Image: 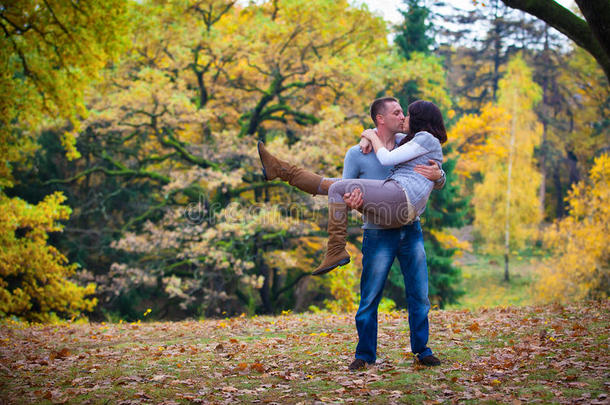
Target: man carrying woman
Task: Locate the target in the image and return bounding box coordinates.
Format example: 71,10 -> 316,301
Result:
258,98 -> 446,369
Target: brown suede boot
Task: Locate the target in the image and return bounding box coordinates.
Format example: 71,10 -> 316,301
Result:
312,202 -> 350,276
257,141 -> 324,195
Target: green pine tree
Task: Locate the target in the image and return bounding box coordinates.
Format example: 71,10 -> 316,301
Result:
423,154 -> 469,307
385,150 -> 469,308
394,0 -> 434,60
393,0 -> 437,107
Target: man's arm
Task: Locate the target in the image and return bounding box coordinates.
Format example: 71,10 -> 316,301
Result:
342,147 -> 360,179
414,160 -> 446,190
342,147 -> 365,210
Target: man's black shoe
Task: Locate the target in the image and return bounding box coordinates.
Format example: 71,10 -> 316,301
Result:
348,358 -> 369,371
418,355 -> 441,366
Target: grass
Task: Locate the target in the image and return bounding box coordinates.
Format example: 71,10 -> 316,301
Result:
1,301 -> 608,404
448,252 -> 538,310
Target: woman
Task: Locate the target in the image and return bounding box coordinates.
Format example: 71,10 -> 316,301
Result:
258,100 -> 446,275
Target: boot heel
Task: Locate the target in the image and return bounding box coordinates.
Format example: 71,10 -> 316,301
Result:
257,141 -> 270,180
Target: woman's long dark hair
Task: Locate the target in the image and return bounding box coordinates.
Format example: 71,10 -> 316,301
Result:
398,100 -> 447,146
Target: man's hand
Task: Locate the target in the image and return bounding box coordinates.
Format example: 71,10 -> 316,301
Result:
359,138 -> 372,154
414,160 -> 442,181
343,187 -> 363,211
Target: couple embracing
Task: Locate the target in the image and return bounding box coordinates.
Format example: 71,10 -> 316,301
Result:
258,97 -> 446,370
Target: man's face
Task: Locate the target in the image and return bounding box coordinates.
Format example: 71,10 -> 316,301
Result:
378,101 -> 405,134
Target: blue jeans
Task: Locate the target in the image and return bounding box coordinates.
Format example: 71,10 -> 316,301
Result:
355,221 -> 433,363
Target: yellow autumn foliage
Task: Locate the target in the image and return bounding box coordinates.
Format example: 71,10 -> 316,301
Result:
429,229 -> 472,257
0,193 -> 97,322
0,0 -> 128,178
0,1 -> 127,321
469,55 -> 543,253
323,261 -> 361,314
535,154 -> 610,303
447,104 -> 509,180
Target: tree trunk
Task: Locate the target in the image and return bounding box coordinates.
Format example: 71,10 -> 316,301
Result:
258,253 -> 272,313
504,252 -> 510,283
553,164 -> 565,218
566,150 -> 580,187
504,110 -> 516,283
575,0 -> 610,60
539,143 -> 546,217
538,26 -> 550,219
492,1 -> 502,100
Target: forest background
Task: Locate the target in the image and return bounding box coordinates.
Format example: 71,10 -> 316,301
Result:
1,0 -> 608,323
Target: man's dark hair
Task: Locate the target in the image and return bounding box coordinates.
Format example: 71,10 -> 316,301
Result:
399,100 -> 447,145
370,96 -> 399,126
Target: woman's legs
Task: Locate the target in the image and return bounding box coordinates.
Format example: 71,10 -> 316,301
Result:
257,142 -> 415,274
317,178 -> 340,195
258,141 -> 338,195
328,179 -> 414,228
312,201 -> 351,275
313,179 -> 415,276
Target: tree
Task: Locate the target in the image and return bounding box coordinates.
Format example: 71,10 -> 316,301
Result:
532,44 -> 610,220
458,55 -> 542,280
423,155 -> 469,307
0,0 -> 127,321
500,0 -> 610,80
0,0 -> 128,170
382,1 -> 467,308
535,154 -> 609,303
438,0 -> 545,114
32,0 -> 448,318
0,193 -> 97,322
394,0 -> 434,60
392,1 -> 450,108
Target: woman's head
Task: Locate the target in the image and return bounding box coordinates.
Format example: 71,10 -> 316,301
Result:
403,100 -> 447,144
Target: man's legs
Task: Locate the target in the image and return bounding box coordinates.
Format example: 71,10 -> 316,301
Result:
354,228 -> 399,364
396,221 -> 434,360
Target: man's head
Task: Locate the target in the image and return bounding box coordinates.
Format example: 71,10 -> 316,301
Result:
370,97 -> 404,135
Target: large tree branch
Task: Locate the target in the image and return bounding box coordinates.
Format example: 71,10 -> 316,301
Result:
260,104 -> 320,126
228,181 -> 297,197
43,164 -> 171,185
271,271 -> 310,301
189,0 -> 236,32
500,0 -> 610,80
574,0 -> 610,61
159,128 -> 219,169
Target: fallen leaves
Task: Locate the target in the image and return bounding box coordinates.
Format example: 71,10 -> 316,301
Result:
0,302 -> 608,404
467,321 -> 480,332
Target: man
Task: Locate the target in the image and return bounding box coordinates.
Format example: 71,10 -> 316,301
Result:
255,96 -> 444,368
342,97 -> 444,370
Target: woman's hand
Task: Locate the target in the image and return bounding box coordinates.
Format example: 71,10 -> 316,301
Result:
359,137 -> 372,154
361,128 -> 378,141
361,128 -> 384,154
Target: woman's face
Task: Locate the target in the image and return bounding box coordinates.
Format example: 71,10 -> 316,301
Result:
402,113 -> 410,134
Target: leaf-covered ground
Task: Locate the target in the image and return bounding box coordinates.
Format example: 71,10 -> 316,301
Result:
1,301 -> 608,404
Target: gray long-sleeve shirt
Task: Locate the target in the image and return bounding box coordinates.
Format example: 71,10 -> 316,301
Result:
342,132 -> 444,229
